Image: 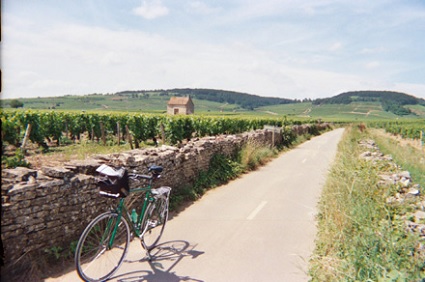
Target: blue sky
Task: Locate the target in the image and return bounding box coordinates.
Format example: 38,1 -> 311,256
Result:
2,0 -> 425,100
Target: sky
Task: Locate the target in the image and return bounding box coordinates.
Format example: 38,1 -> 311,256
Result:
1,0 -> 425,100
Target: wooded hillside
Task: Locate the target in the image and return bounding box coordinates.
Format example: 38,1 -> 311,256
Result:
312,91 -> 425,116
117,88 -> 296,110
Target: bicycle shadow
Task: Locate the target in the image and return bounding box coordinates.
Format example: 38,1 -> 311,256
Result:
110,240 -> 205,282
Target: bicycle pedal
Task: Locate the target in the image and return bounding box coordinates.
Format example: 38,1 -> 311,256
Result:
148,220 -> 158,227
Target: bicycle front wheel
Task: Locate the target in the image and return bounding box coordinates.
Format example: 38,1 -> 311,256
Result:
75,212 -> 130,282
141,196 -> 169,250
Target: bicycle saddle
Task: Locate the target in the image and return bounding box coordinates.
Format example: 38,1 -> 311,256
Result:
149,165 -> 163,174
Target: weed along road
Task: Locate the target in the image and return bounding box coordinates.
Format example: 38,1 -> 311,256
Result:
50,128 -> 345,282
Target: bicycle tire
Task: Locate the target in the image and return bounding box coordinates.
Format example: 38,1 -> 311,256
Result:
141,196 -> 169,250
75,212 -> 130,282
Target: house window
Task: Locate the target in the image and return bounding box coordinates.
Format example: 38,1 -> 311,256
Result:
174,108 -> 179,115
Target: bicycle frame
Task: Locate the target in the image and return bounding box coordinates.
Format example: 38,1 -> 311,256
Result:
75,165 -> 168,281
106,182 -> 157,249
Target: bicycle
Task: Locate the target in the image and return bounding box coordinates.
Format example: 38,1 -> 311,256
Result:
74,164 -> 171,282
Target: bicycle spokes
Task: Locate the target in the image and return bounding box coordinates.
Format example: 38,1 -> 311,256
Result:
75,213 -> 130,282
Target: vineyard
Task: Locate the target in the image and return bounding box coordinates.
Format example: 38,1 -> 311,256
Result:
368,120 -> 425,140
1,110 -> 304,152
2,110 -> 422,153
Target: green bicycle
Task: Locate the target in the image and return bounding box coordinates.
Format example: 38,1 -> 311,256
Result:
74,164 -> 171,282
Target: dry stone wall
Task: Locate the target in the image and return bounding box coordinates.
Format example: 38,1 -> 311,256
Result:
1,129 -> 284,265
358,139 -> 425,247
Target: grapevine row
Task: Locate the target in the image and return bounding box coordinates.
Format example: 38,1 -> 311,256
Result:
368,120 -> 425,140
1,110 -> 299,148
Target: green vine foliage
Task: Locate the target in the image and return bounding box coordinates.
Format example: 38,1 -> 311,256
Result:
0,110 -> 305,148
2,148 -> 29,168
368,120 -> 424,139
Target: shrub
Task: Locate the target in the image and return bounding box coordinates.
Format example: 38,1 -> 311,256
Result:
10,99 -> 24,108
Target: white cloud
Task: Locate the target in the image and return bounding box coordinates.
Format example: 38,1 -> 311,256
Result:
100,52 -> 125,66
187,1 -> 219,14
329,42 -> 342,51
133,0 -> 169,19
365,61 -> 380,69
3,19 -> 424,100
359,47 -> 385,54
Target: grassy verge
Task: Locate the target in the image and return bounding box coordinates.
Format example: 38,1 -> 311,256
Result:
310,125 -> 425,281
169,141 -> 279,211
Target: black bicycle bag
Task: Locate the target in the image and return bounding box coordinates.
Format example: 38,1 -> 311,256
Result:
96,165 -> 129,198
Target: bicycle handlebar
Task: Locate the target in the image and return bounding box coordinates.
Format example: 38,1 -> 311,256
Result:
128,165 -> 163,181
128,173 -> 154,180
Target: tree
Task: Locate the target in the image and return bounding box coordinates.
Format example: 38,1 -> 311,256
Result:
10,99 -> 24,108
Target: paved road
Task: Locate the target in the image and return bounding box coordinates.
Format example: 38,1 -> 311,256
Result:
49,128 -> 345,282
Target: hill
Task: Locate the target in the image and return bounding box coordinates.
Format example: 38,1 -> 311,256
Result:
312,90 -> 425,116
257,101 -> 425,121
1,88 -> 296,113
0,91 -> 248,114
2,89 -> 424,120
116,88 -> 295,110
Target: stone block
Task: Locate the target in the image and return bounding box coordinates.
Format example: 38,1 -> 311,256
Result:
2,167 -> 38,182
41,166 -> 74,179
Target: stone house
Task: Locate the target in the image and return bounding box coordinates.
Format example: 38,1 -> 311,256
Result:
167,96 -> 194,115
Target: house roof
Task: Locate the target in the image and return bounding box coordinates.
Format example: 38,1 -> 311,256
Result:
167,96 -> 192,105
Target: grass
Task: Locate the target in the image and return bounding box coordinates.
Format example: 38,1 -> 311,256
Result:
238,140 -> 279,170
53,142 -> 133,158
24,141 -> 136,169
371,128 -> 425,189
3,131 -> 157,169
310,125 -> 425,281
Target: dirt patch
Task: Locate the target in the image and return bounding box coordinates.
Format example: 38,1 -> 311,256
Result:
25,152 -> 76,170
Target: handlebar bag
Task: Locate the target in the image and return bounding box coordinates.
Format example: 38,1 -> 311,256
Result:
97,166 -> 129,198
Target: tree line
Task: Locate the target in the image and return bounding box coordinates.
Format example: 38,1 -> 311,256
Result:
164,88 -> 297,110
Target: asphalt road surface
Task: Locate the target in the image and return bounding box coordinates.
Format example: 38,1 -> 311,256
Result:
49,128 -> 345,282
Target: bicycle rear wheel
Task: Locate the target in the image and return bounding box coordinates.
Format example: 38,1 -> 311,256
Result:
141,196 -> 169,250
75,212 -> 130,282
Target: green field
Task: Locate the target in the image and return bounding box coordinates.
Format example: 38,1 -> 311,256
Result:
257,102 -> 424,121
2,92 -> 425,120
1,93 -> 244,115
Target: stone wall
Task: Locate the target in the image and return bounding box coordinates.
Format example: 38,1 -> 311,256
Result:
1,129 -> 284,265
358,139 -> 425,241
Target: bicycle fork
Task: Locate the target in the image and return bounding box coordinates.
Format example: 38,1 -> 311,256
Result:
140,196 -> 169,260
140,220 -> 157,260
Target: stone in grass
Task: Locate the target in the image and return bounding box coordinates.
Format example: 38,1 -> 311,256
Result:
399,171 -> 411,179
414,210 -> 425,221
359,151 -> 372,158
407,188 -> 421,196
405,188 -> 420,201
399,178 -> 411,188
